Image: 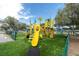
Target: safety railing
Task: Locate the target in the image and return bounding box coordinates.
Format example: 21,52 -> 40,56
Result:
64,32 -> 70,56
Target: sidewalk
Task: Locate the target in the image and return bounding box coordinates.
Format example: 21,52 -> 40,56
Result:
68,36 -> 79,56
0,31 -> 14,42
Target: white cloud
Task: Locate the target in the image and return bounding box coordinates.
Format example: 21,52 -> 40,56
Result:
18,8 -> 33,19
23,16 -> 34,19
0,0 -> 34,21
0,1 -> 24,20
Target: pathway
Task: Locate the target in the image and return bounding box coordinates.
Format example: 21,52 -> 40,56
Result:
68,36 -> 79,56
27,47 -> 40,56
0,31 -> 14,42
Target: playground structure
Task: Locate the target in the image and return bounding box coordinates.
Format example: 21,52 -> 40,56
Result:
27,18 -> 56,56
32,24 -> 40,47
27,17 -> 70,56
31,18 -> 55,47
26,17 -> 79,56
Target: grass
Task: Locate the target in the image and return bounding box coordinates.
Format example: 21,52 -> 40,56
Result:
0,32 -> 30,56
0,41 -> 29,56
0,32 -> 67,56
39,34 -> 66,56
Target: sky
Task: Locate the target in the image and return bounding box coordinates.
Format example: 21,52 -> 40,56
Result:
19,3 -> 65,24
0,2 -> 65,25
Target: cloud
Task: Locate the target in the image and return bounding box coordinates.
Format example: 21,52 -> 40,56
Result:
0,2 -> 24,20
0,0 -> 34,25
0,0 -> 34,22
23,16 -> 34,19
18,8 -> 34,20
18,7 -> 35,21
19,15 -> 34,20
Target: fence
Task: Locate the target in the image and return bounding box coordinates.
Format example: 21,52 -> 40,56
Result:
5,31 -> 18,40
64,32 -> 70,56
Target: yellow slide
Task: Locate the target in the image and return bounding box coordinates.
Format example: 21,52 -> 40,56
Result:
32,24 -> 40,47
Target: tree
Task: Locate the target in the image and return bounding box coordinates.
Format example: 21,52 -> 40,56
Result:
55,3 -> 79,29
64,4 -> 79,29
55,9 -> 64,26
1,23 -> 9,31
55,3 -> 79,39
18,22 -> 26,31
2,16 -> 27,40
4,16 -> 19,31
2,16 -> 19,40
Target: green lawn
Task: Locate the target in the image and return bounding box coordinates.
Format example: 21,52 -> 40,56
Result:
0,32 -> 67,56
0,32 -> 30,56
39,34 -> 66,56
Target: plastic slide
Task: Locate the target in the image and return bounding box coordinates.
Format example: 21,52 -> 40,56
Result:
32,24 -> 40,47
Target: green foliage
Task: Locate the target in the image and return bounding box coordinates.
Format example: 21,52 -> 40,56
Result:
2,16 -> 27,31
18,23 -> 27,31
1,23 -> 9,30
4,16 -> 19,31
55,3 -> 79,29
55,9 -> 63,25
